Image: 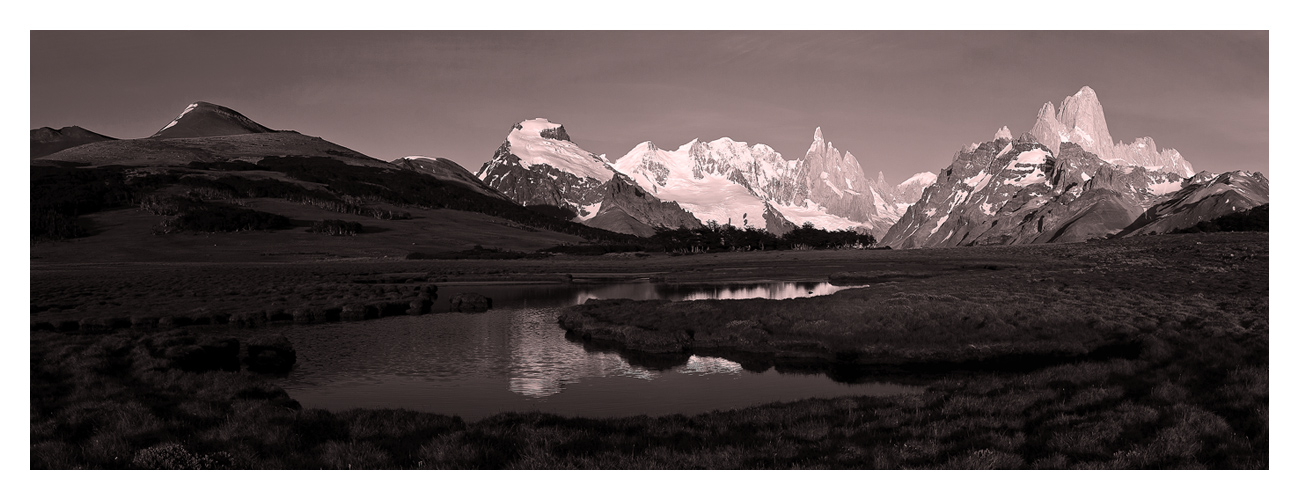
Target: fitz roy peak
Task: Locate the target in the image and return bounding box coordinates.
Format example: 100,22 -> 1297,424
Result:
1028,87 -> 1193,177
882,86 -> 1267,249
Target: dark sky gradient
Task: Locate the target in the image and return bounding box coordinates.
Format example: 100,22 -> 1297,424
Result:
30,31 -> 1269,179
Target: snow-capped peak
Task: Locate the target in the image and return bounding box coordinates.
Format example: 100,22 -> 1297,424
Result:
899,171 -> 938,189
994,126 -> 1013,141
503,117 -> 613,182
813,127 -> 824,143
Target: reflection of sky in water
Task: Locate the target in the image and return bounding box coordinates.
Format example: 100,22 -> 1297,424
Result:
278,281 -> 914,420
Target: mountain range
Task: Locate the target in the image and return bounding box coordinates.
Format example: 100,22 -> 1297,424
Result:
31,87 -> 1267,249
476,118 -> 933,237
881,87 -> 1266,248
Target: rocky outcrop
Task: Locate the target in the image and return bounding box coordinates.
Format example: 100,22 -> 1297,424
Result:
584,173 -> 702,237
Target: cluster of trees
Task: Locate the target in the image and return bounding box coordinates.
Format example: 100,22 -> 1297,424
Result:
1173,204 -> 1268,234
156,204 -> 292,234
651,222 -> 876,254
31,166 -> 175,241
308,219 -> 363,236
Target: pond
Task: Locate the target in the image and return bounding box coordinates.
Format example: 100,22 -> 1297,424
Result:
277,281 -> 922,420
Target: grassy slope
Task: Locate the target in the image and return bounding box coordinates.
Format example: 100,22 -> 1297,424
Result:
31,198 -> 585,264
30,233 -> 1268,469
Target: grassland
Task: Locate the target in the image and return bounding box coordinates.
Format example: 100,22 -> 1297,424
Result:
29,232 -> 1267,468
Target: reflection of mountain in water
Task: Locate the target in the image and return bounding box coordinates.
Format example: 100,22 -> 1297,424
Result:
680,282 -> 861,301
281,281 -> 896,414
571,282 -> 863,305
507,308 -> 656,398
678,355 -> 744,376
506,308 -> 749,397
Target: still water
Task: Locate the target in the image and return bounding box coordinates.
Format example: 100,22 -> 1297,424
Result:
278,281 -> 921,420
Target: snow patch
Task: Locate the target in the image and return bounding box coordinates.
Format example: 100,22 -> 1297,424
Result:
929,214 -> 949,236
1012,149 -> 1050,165
899,171 -> 937,190
997,143 -> 1014,158
576,202 -> 602,221
824,179 -> 843,197
1146,179 -> 1182,196
1072,125 -> 1093,144
159,103 -> 199,132
1004,169 -> 1047,187
772,201 -> 865,231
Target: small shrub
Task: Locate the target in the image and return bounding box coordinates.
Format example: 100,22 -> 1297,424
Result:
309,219 -> 363,236
131,443 -> 236,470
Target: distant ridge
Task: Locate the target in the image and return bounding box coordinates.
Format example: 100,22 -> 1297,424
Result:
36,101 -> 395,170
31,126 -> 116,158
151,101 -> 275,139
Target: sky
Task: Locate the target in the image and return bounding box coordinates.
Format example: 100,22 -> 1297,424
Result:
30,31 -> 1269,180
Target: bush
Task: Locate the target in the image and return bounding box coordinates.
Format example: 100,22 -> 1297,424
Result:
309,219 -> 363,236
131,443 -> 236,470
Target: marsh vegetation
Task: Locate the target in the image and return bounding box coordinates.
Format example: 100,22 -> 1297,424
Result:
29,232 -> 1267,468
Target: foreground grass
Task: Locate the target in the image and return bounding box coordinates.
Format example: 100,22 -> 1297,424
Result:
30,316 -> 1266,469
30,233 -> 1267,469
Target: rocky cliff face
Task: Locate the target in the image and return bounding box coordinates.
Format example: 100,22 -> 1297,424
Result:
1028,87 -> 1193,177
798,128 -> 906,233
